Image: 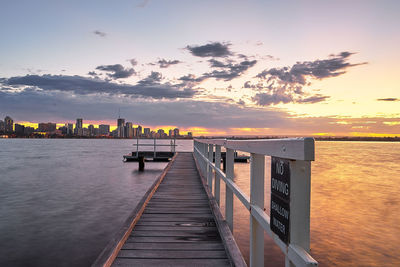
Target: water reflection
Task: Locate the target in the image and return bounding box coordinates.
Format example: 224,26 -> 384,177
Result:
223,141 -> 400,266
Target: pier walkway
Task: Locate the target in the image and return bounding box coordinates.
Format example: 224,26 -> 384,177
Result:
94,138 -> 318,267
94,152 -> 245,267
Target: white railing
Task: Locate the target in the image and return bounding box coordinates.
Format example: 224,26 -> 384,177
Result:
193,138 -> 318,267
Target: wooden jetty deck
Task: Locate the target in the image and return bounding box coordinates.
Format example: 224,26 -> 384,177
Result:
94,152 -> 245,267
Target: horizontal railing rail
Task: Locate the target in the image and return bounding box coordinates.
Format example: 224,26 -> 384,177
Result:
193,138 -> 318,267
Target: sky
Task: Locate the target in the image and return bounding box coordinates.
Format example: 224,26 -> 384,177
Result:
0,0 -> 399,136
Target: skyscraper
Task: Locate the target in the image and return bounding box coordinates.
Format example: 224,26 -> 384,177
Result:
88,125 -> 95,136
173,128 -> 179,137
66,123 -> 74,135
14,124 -> 24,134
117,118 -> 125,138
99,124 -> 110,135
75,118 -> 83,135
137,125 -> 142,137
76,118 -> 83,129
0,120 -> 4,133
144,128 -> 151,137
125,122 -> 133,138
4,116 -> 13,133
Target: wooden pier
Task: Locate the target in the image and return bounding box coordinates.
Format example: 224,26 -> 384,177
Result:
95,138 -> 318,267
93,152 -> 246,267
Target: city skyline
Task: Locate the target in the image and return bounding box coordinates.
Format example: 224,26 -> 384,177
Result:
0,1 -> 399,137
0,114 -> 192,138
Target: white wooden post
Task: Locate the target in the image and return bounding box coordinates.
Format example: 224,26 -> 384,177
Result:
214,145 -> 221,205
285,159 -> 311,267
250,153 -> 265,267
225,148 -> 234,231
207,144 -> 213,190
200,143 -> 206,175
153,138 -> 156,158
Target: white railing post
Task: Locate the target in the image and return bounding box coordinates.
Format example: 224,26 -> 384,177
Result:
225,148 -> 234,231
286,159 -> 312,267
207,144 -> 213,190
200,142 -> 206,176
214,145 -> 221,205
250,153 -> 265,267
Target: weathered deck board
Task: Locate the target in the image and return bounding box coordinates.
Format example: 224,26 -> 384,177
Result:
95,152 -> 246,267
110,152 -> 234,266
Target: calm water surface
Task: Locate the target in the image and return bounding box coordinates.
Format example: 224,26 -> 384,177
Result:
227,141 -> 400,266
0,140 -> 399,266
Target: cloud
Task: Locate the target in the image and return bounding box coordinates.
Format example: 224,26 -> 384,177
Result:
249,52 -> 366,106
2,88 -> 398,136
252,93 -> 293,106
137,71 -> 163,85
256,52 -> 366,84
202,59 -> 257,81
129,59 -> 138,66
93,30 -> 106,37
95,64 -> 135,79
186,42 -> 232,58
297,94 -> 330,103
3,74 -> 196,99
377,98 -> 399,101
155,59 -> 182,68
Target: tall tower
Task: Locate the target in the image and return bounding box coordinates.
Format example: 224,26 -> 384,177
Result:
76,118 -> 83,129
4,116 -> 13,133
117,118 -> 125,138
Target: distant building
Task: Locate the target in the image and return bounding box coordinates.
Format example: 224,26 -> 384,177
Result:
125,122 -> 133,138
76,118 -> 83,129
188,132 -> 193,138
4,116 -> 13,133
38,122 -> 56,132
117,118 -> 125,138
144,128 -> 151,137
157,129 -> 165,138
24,127 -> 34,135
14,124 -> 25,134
173,128 -> 179,137
75,118 -> 83,135
99,124 -> 110,135
0,120 -> 4,133
59,126 -> 68,135
66,123 -> 74,135
82,128 -> 89,137
88,125 -> 95,136
137,125 -> 142,137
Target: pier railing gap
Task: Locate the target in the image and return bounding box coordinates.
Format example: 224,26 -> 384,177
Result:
194,138 -> 318,267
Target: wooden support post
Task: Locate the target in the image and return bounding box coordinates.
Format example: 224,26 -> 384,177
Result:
207,144 -> 213,191
286,160 -> 312,267
250,153 -> 265,267
225,148 -> 234,231
138,156 -> 145,171
215,145 -> 221,205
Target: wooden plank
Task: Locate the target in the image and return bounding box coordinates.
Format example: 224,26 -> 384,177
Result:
92,153 -> 178,267
134,226 -> 217,232
130,230 -> 219,237
121,242 -> 225,250
112,258 -> 231,267
117,250 -> 227,259
125,236 -> 222,243
101,152 -> 245,267
193,151 -> 248,267
135,221 -> 216,227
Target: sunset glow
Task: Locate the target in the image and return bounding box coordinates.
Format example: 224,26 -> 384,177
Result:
1,0 -> 399,137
